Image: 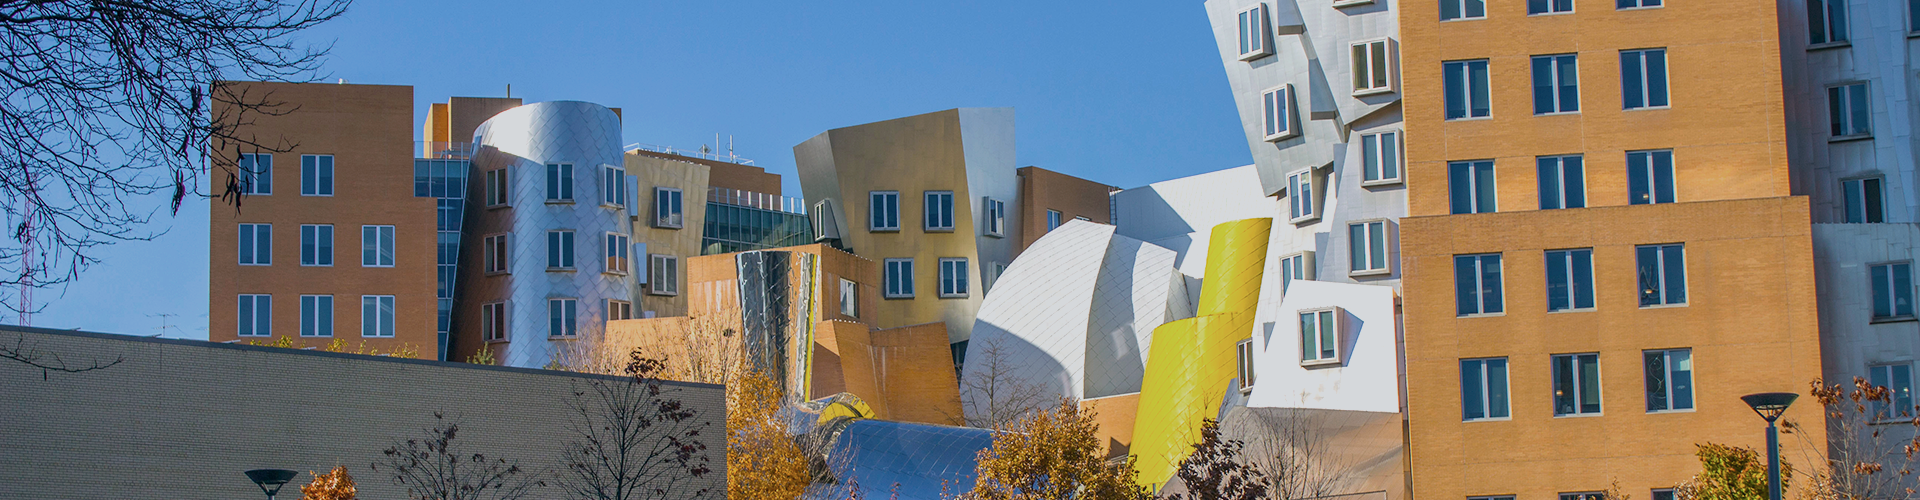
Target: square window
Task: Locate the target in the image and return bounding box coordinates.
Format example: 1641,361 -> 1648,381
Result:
871,191 -> 901,231
300,295 -> 333,337
300,155 -> 334,196
1360,131 -> 1401,184
1237,4 -> 1273,61
1351,39 -> 1394,95
1844,177 -> 1885,223
361,225 -> 395,267
486,168 -> 510,207
602,166 -> 627,207
1828,82 -> 1871,139
238,223 -> 272,265
1537,155 -> 1587,210
983,197 -> 1006,237
1528,0 -> 1573,14
654,187 -> 683,228
1545,249 -> 1596,311
482,302 -> 509,341
1441,0 -> 1487,20
1645,348 -> 1695,412
649,254 -> 679,296
885,258 -> 915,298
545,163 -> 573,202
299,224 -> 332,267
1636,243 -> 1687,306
548,298 -> 578,337
1871,363 -> 1915,420
361,295 -> 395,338
1621,49 -> 1670,109
1461,358 -> 1511,420
1455,253 -> 1504,316
1809,0 -> 1850,45
1288,168 -> 1318,222
1553,353 -> 1603,416
1444,60 -> 1491,119
237,294 -> 272,337
239,154 -> 272,195
1262,85 -> 1299,140
484,234 -> 510,274
1299,308 -> 1341,365
1280,252 -> 1315,293
1871,262 -> 1914,320
608,299 -> 633,321
840,278 -> 859,318
1348,221 -> 1390,275
939,258 -> 969,298
547,230 -> 576,270
1627,150 -> 1676,205
1448,160 -> 1496,214
1531,54 -> 1579,114
605,233 -> 630,275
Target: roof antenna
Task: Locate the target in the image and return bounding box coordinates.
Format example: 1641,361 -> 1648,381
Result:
506,84 -> 511,98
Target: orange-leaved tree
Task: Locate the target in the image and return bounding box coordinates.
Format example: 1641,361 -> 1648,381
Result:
963,399 -> 1150,500
300,466 -> 356,500
727,369 -> 812,500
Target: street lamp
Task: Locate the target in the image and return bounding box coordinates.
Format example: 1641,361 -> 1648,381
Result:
1741,392 -> 1798,500
244,469 -> 299,500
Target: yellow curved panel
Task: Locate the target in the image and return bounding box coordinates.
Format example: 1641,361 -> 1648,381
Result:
1194,218 -> 1273,317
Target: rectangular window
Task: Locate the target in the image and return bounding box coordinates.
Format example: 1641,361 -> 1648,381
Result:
1237,4 -> 1272,60
1645,348 -> 1695,412
1621,49 -> 1670,109
1288,169 -> 1317,221
1617,0 -> 1660,8
1444,60 -> 1491,119
1455,253 -> 1505,316
237,294 -> 271,337
545,163 -> 573,202
484,234 -> 509,274
1360,131 -> 1401,184
239,153 -> 272,195
1561,493 -> 1605,500
238,223 -> 272,265
1553,353 -> 1602,416
840,278 -> 859,317
1627,150 -> 1676,205
1349,221 -> 1389,275
1809,0 -> 1849,45
649,254 -> 679,296
299,224 -> 332,267
605,233 -> 630,275
1448,160 -> 1496,214
548,298 -> 578,338
1844,177 -> 1886,223
885,258 -> 915,298
1263,85 -> 1298,140
1236,339 -> 1257,391
871,191 -> 900,231
1528,0 -> 1573,14
547,230 -> 575,270
1046,210 -> 1062,231
360,295 -> 395,338
1537,155 -> 1587,210
1652,491 -> 1677,500
985,261 -> 1006,293
482,302 -> 508,341
983,197 -> 1006,237
361,225 -> 395,268
608,299 -> 632,321
939,258 -> 970,298
1872,262 -> 1915,320
925,191 -> 955,231
654,187 -> 683,228
602,166 -> 626,207
1531,54 -> 1579,114
1828,82 -> 1871,138
485,168 -> 509,207
1351,39 -> 1393,95
1636,244 -> 1687,307
1299,308 -> 1339,364
1871,363 -> 1915,419
1280,252 -> 1314,293
300,155 -> 334,196
299,295 -> 333,337
1441,0 -> 1487,20
1545,249 -> 1596,312
1461,358 -> 1511,420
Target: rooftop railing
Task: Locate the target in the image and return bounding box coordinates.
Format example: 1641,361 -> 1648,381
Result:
624,142 -> 756,166
708,187 -> 807,215
418,141 -> 476,160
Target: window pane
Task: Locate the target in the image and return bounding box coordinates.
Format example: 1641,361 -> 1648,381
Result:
1638,246 -> 1662,306
1809,0 -> 1829,42
1563,156 -> 1585,208
1629,152 -> 1651,205
1653,151 -> 1675,203
1874,265 -> 1893,318
1865,178 -> 1884,223
1558,56 -> 1579,112
1474,162 -> 1496,213
1849,85 -> 1870,135
1547,251 -> 1571,310
1671,350 -> 1693,409
1646,50 -> 1668,107
1363,135 -> 1380,181
1371,42 -> 1388,89
1319,310 -> 1336,359
1487,358 -> 1509,418
1533,56 -> 1555,114
1555,356 -> 1575,414
1462,360 -> 1485,420
1449,162 -> 1471,214
1580,355 -> 1601,413
1829,87 -> 1847,136
1301,313 -> 1318,360
1572,249 -> 1595,309
1480,255 -> 1503,313
1370,223 -> 1387,270
1456,255 -> 1478,315
1662,245 -> 1686,304
1382,132 -> 1399,179
1622,51 -> 1644,109
1469,61 -> 1490,117
1646,351 -> 1669,411
1897,264 -> 1913,316
1539,158 -> 1563,210
239,296 -> 254,336
1445,63 -> 1466,119
1353,44 -> 1368,90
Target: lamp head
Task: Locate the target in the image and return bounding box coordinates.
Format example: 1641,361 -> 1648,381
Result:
244,469 -> 299,497
1741,392 -> 1799,423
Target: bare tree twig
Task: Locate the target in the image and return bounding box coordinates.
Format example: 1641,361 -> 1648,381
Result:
1,332 -> 120,380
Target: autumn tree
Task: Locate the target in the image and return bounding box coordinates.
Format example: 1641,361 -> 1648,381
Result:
962,399 -> 1150,500
958,336 -> 1051,430
301,466 -> 357,500
1788,378 -> 1920,500
370,412 -> 544,500
1678,442 -> 1788,500
1165,419 -> 1270,500
555,350 -> 716,500
727,369 -> 812,500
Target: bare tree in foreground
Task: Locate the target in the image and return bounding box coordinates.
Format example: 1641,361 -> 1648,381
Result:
1235,408 -> 1355,500
556,350 -> 716,500
371,412 -> 544,500
1,332 -> 120,379
1787,378 -> 1920,500
958,336 -> 1052,430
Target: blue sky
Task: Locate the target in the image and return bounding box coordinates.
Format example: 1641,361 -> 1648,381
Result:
36,0 -> 1252,339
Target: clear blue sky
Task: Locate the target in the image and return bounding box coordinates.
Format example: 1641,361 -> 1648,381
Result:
36,0 -> 1253,339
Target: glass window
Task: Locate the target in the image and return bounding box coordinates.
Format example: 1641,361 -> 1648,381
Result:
1872,262 -> 1915,320
361,295 -> 395,338
361,225 -> 394,267
482,302 -> 508,341
1352,39 -> 1393,94
485,168 -> 509,207
1561,493 -> 1605,500
1637,244 -> 1687,306
299,224 -> 332,267
983,197 -> 1006,237
1912,0 -> 1920,33
548,298 -> 577,338
1349,221 -> 1389,274
1809,0 -> 1849,44
1444,60 -> 1491,119
602,166 -> 626,207
605,233 -> 630,275
1237,4 -> 1271,60
1448,160 -> 1496,214
1237,339 -> 1257,390
1621,49 -> 1669,109
871,191 -> 900,231
237,294 -> 271,337
1531,54 -> 1579,114
885,258 -> 915,298
1617,0 -> 1660,8
1300,308 -> 1339,363
649,254 -> 679,296
1844,177 -> 1885,223
608,300 -> 632,321
238,223 -> 271,265
300,295 -> 333,337
1263,85 -> 1297,140
654,187 -> 683,228
1828,82 -> 1871,138
1046,210 -> 1062,231
1628,150 -> 1676,205
239,153 -> 272,195
925,191 -> 955,231
1289,169 -> 1316,221
1441,0 -> 1487,20
1537,155 -> 1586,209
1871,363 -> 1915,419
484,234 -> 509,274
1529,0 -> 1573,14
1645,348 -> 1694,412
1553,353 -> 1602,416
840,278 -> 859,317
301,155 -> 333,196
1361,131 -> 1401,183
547,230 -> 575,270
939,258 -> 969,298
1456,253 -> 1505,316
1280,252 -> 1312,293
545,163 -> 573,202
1461,358 -> 1511,420
1546,249 -> 1596,311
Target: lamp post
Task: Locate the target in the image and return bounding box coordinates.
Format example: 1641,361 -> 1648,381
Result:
1741,392 -> 1798,500
244,469 -> 299,500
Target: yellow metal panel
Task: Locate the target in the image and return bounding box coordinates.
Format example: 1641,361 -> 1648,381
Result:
1194,218 -> 1273,317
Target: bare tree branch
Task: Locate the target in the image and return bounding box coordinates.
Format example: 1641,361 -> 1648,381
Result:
555,349 -> 716,500
0,332 -> 120,379
958,336 -> 1051,430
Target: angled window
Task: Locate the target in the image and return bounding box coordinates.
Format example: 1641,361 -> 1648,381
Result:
1349,220 -> 1390,275
1844,177 -> 1885,223
545,163 -> 573,202
1288,169 -> 1317,222
870,191 -> 900,231
1870,363 -> 1915,420
1263,85 -> 1298,141
1444,60 -> 1491,119
1828,82 -> 1871,139
1236,339 -> 1257,391
1529,0 -> 1573,14
1361,131 -> 1401,184
484,234 -> 510,274
1809,0 -> 1849,45
1531,54 -> 1579,114
1553,353 -> 1602,416
239,153 -> 272,195
237,294 -> 271,337
1636,243 -> 1687,307
1645,348 -> 1694,412
1299,307 -> 1340,365
885,258 -> 915,299
607,299 -> 632,321
939,257 -> 969,298
361,295 -> 395,338
300,294 -> 333,337
1046,209 -> 1062,231
1461,358 -> 1511,420
602,166 -> 626,207
1352,39 -> 1394,95
299,224 -> 333,267
485,168 -> 510,207
1545,248 -> 1596,312
1627,150 -> 1676,205
548,298 -> 578,338
361,225 -> 395,267
983,197 -> 1006,237
1455,253 -> 1504,316
1280,252 -> 1315,293
238,223 -> 272,265
301,155 -> 333,196
1621,49 -> 1669,109
1448,160 -> 1496,214
605,233 -> 630,275
1617,0 -> 1660,8
648,254 -> 679,296
1871,262 -> 1915,320
1441,0 -> 1487,20
547,230 -> 576,270
840,278 -> 859,318
1237,4 -> 1272,61
925,191 -> 955,231
653,187 -> 683,228
1537,155 -> 1586,210
482,302 -> 508,341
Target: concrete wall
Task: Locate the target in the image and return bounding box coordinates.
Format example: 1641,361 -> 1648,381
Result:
0,327 -> 724,500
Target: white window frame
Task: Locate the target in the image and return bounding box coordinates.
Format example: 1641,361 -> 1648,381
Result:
1871,261 -> 1915,321
1299,307 -> 1342,366
1046,210 -> 1062,231
1844,176 -> 1886,223
545,162 -> 574,203
239,153 -> 272,195
1545,248 -> 1597,312
1537,155 -> 1587,210
1359,131 -> 1402,186
938,257 -> 969,298
654,187 -> 684,229
885,258 -> 915,299
1236,339 -> 1257,393
485,168 -> 509,207
237,294 -> 271,337
924,191 -> 955,232
1287,168 -> 1318,223
1528,0 -> 1573,15
238,223 -> 272,266
1444,59 -> 1492,120
548,298 -> 578,338
1627,149 -> 1676,205
1440,0 -> 1487,20
984,261 -> 1007,294
360,295 -> 395,338
1236,4 -> 1272,61
604,233 -> 630,275
1552,352 -> 1603,416
608,299 -> 633,321
482,301 -> 509,342
299,224 -> 332,267
870,191 -> 901,231
1809,0 -> 1850,46
1531,53 -> 1580,115
299,294 -> 333,338
361,225 -> 395,268
601,165 -> 626,208
1350,38 -> 1395,96
1348,220 -> 1391,276
548,230 -> 576,271
982,197 -> 1006,237
1449,160 -> 1497,214
648,254 -> 679,296
1870,363 -> 1915,421
1621,48 -> 1670,110
1644,348 -> 1694,413
1617,0 -> 1661,9
484,234 -> 510,275
1828,82 -> 1872,140
1456,253 -> 1505,317
1262,84 -> 1298,141
1461,358 -> 1511,421
1636,243 -> 1687,307
1280,251 -> 1316,293
840,278 -> 859,318
300,154 -> 333,197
